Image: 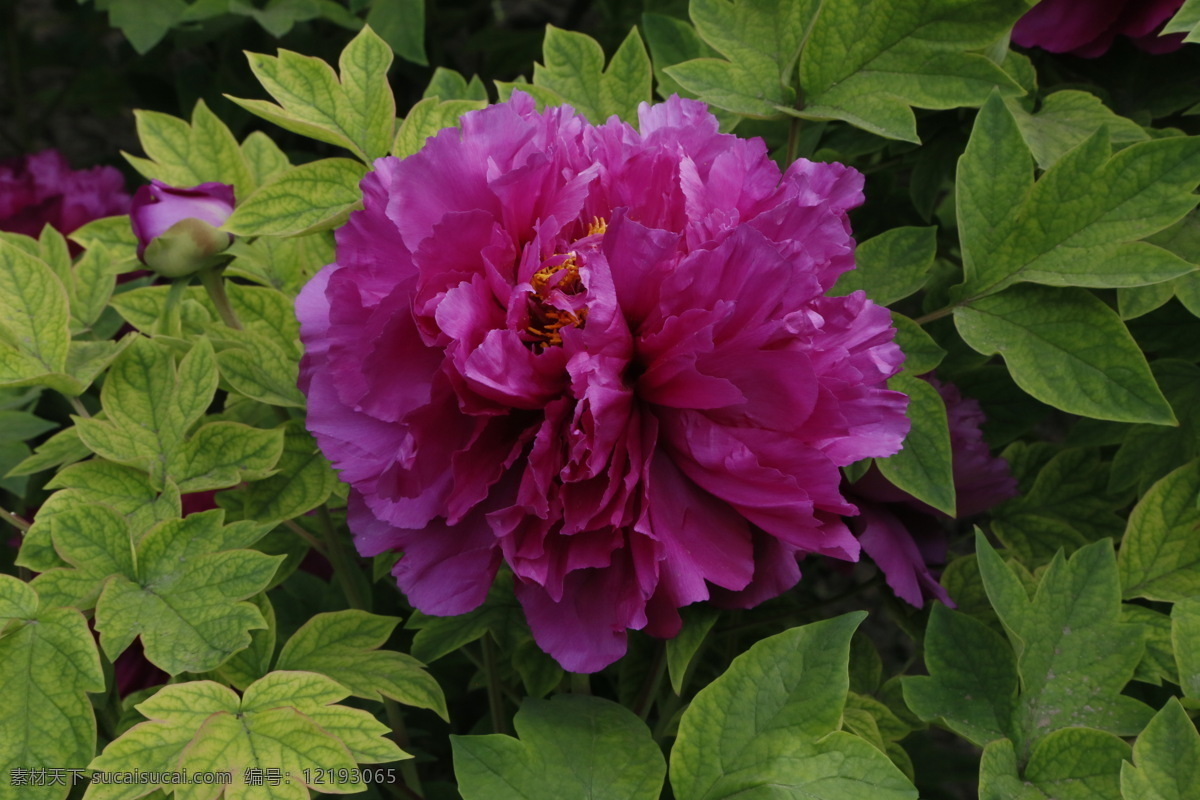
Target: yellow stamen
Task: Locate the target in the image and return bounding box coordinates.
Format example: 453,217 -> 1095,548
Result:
531,252 -> 581,296
587,216 -> 607,236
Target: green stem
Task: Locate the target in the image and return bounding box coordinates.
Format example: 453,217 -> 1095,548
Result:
0,505 -> 31,533
385,699 -> 425,800
482,634 -> 509,735
786,120 -> 800,164
568,672 -> 591,696
198,265 -> 243,331
283,519 -> 326,556
67,395 -> 91,419
652,690 -> 684,743
158,277 -> 190,338
633,641 -> 667,721
912,305 -> 955,326
316,506 -> 370,612
785,86 -> 807,165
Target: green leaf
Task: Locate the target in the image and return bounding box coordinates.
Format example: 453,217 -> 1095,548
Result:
958,95 -> 1200,297
215,593 -> 276,691
90,511 -> 281,674
533,26 -> 652,123
226,230 -> 333,294
1111,361 -> 1200,494
903,604 -> 1018,747
240,420 -> 338,524
69,246 -> 120,330
125,100 -> 256,199
0,576 -> 104,800
1007,90 -> 1150,170
795,0 -> 1026,142
223,158 -> 367,237
877,372 -> 955,515
955,285 -> 1175,424
1120,282 -> 1177,320
1024,727 -> 1129,800
277,609 -> 448,720
991,448 -> 1125,563
666,604 -> 720,696
0,410 -> 54,442
86,672 -> 406,800
16,462 -> 180,573
105,0 -> 186,53
337,22 -> 399,158
453,695 -> 665,800
641,12 -> 721,101
239,130 -> 291,187
392,97 -> 486,158
1120,699 -> 1200,800
229,0 -> 303,37
69,215 -> 139,258
665,0 -> 814,117
670,612 -> 917,800
228,26 -> 396,162
975,534 -> 1152,755
979,739 -> 1048,800
846,692 -> 912,744
214,335 -> 300,404
1124,605 -> 1179,687
423,67 -> 487,101
408,604 -> 506,665
34,503 -> 135,609
366,0 -> 427,65
831,226 -> 935,306
892,315 -> 946,375
0,240 -> 71,388
172,421 -> 284,493
1118,459 -> 1200,602
1171,597 -> 1200,699
1163,0 -> 1200,44
74,338 -> 219,487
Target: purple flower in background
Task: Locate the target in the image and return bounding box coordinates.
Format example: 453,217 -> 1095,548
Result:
297,93 -> 909,672
0,149 -> 130,239
1013,0 -> 1185,57
848,377 -> 1017,608
113,640 -> 168,698
130,180 -> 235,276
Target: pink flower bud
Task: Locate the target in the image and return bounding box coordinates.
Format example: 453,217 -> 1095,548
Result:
130,180 -> 235,277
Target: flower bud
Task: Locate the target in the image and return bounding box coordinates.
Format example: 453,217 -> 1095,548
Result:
130,180 -> 235,278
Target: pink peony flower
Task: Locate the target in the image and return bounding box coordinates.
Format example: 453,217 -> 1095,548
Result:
1013,0 -> 1185,57
296,93 -> 910,672
848,377 -> 1017,608
0,149 -> 130,239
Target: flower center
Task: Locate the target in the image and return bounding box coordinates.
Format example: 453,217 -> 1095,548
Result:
522,217 -> 606,350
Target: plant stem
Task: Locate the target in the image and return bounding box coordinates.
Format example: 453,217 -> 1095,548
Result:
785,85 -> 807,164
912,306 -> 955,326
786,116 -> 802,165
568,671 -> 591,696
198,265 -> 243,330
385,699 -> 425,800
159,277 -> 190,338
0,505 -> 31,533
633,641 -> 667,721
315,506 -> 370,612
67,395 -> 91,419
283,519 -> 326,556
482,634 -> 509,735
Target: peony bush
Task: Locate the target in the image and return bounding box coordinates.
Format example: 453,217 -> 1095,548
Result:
2,2 -> 1200,799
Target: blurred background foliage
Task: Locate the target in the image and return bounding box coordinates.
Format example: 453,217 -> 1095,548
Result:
0,0 -> 689,170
